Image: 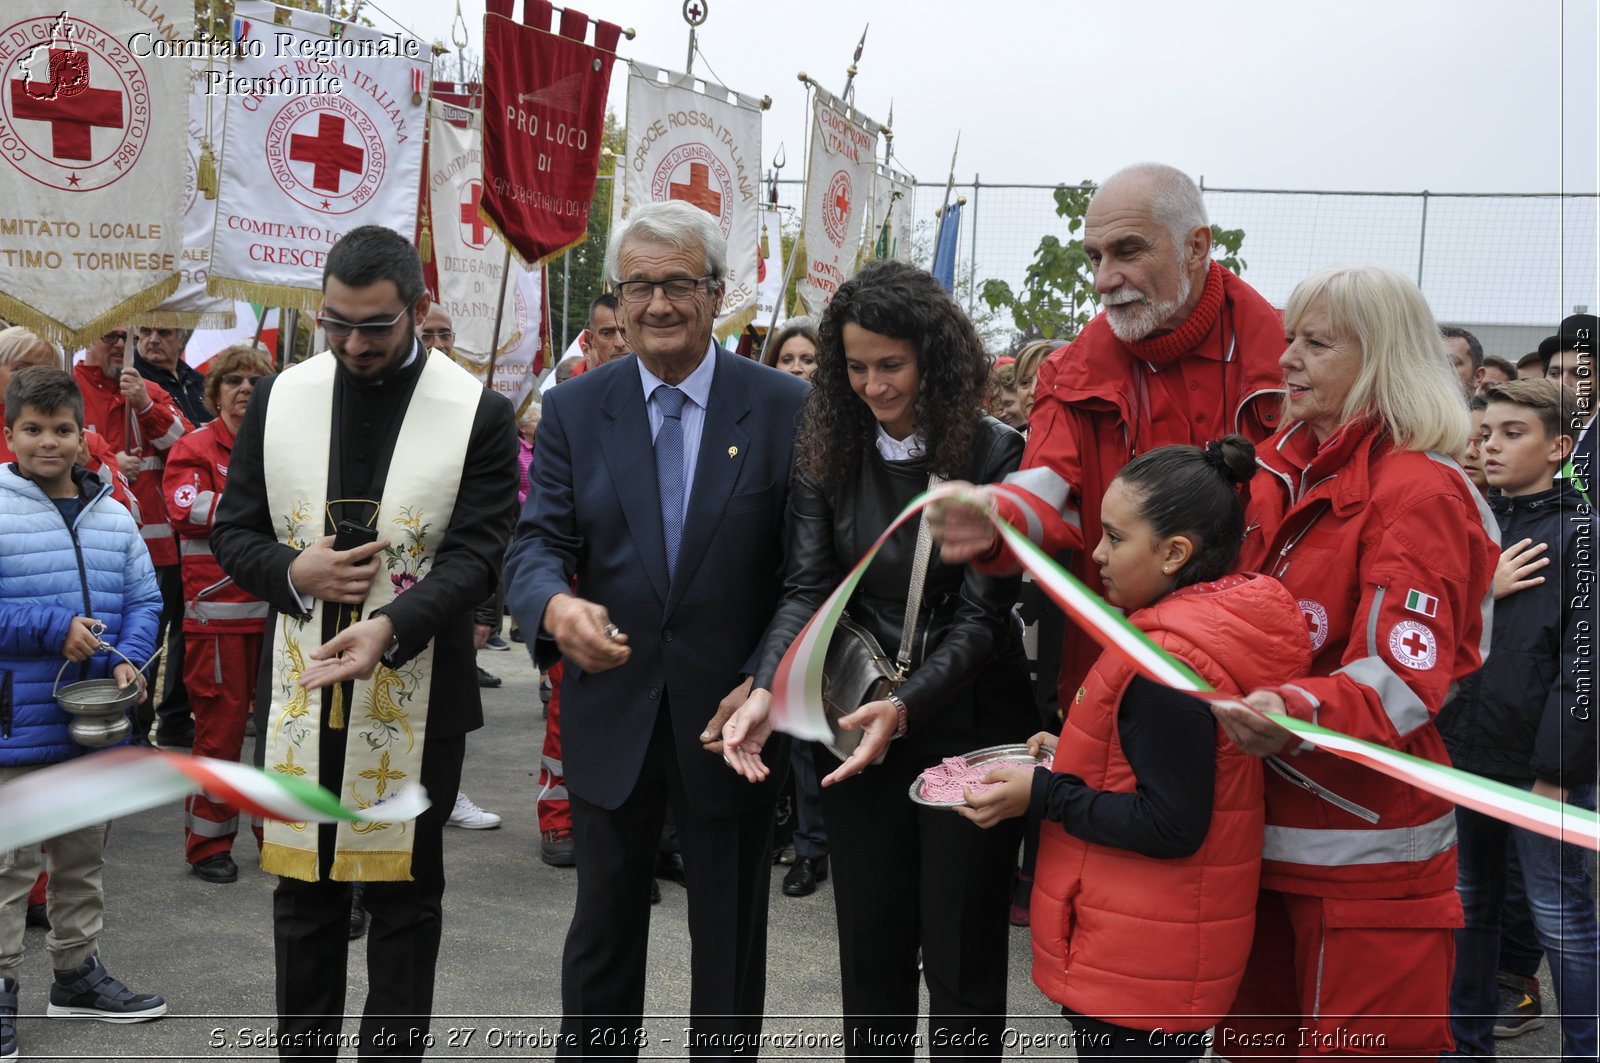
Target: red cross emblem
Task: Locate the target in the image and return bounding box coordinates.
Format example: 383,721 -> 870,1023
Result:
668,162 -> 723,216
9,49 -> 123,161
1297,599 -> 1328,651
459,180 -> 490,248
289,112 -> 364,194
834,184 -> 852,217
1387,620 -> 1437,671
822,170 -> 854,247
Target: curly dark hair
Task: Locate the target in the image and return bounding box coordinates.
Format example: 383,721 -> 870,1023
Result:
797,260 -> 988,486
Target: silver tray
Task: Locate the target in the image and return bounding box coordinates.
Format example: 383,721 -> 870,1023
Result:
908,743 -> 1054,808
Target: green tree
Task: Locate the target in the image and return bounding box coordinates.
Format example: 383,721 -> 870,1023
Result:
980,182 -> 1247,348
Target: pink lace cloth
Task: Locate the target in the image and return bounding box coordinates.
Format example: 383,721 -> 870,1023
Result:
917,756 -> 997,803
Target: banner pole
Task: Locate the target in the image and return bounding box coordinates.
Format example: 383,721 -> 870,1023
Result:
757,80 -> 814,363
485,244 -> 513,388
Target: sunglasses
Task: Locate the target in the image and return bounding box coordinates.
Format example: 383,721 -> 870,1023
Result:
316,308 -> 408,341
100,330 -> 128,345
219,373 -> 264,388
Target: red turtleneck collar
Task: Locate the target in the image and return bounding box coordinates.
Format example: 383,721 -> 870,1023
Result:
1122,260 -> 1228,367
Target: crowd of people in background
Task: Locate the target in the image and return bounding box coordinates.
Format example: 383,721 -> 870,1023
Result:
0,161 -> 1595,1063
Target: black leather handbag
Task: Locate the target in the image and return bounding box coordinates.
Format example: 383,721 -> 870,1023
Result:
819,474 -> 940,760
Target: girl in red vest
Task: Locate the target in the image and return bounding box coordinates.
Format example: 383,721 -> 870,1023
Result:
960,436 -> 1311,1059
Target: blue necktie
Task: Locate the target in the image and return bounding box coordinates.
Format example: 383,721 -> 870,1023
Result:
654,385 -> 687,579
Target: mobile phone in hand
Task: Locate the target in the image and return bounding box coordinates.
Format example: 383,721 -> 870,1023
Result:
333,518 -> 379,566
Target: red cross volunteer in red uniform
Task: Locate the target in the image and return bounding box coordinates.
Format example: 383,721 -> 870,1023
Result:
1211,264 -> 1497,1057
931,163 -> 1285,705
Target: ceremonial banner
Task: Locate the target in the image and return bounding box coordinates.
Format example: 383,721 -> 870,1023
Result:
932,200 -> 963,293
868,161 -> 915,263
0,0 -> 192,348
208,1 -> 428,311
424,101 -> 548,412
754,207 -> 785,323
144,60 -> 232,329
481,0 -> 620,266
622,61 -> 762,320
797,89 -> 879,315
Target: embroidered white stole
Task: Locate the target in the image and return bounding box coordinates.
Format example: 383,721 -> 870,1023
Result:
260,350 -> 480,882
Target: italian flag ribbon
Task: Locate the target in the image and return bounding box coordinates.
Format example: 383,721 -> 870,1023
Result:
0,747 -> 430,853
769,484 -> 1600,852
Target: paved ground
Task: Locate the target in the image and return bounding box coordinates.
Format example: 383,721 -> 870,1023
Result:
4,633 -> 1567,1060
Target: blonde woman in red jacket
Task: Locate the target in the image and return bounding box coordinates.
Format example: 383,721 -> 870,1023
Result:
961,437 -> 1311,1059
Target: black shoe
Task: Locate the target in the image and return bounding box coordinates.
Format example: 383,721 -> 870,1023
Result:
26,903 -> 50,930
649,878 -> 661,905
540,828 -> 576,867
654,851 -> 687,887
539,676 -> 552,705
1494,971 -> 1545,1038
348,884 -> 368,940
153,720 -> 195,749
47,957 -> 166,1022
2,975 -> 18,1059
510,627 -> 525,643
191,854 -> 238,884
782,856 -> 828,897
476,666 -> 502,689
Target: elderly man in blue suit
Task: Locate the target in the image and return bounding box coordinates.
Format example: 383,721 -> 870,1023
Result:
505,200 -> 808,1059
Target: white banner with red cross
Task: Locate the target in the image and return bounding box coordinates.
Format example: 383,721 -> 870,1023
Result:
0,0 -> 193,348
797,88 -> 880,315
208,1 -> 428,311
621,61 -> 763,323
424,100 -> 548,412
142,60 -> 232,330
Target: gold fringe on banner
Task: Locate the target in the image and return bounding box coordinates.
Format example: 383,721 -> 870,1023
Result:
478,210 -> 590,272
197,141 -> 219,200
714,303 -> 758,347
418,209 -> 433,264
134,306 -> 239,330
260,841 -> 319,882
0,275 -> 181,351
207,275 -> 321,313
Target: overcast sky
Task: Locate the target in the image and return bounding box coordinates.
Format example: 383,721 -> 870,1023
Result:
375,0 -> 1598,195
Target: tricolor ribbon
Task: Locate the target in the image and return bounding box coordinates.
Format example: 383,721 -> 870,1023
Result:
768,484 -> 1600,851
0,747 -> 429,853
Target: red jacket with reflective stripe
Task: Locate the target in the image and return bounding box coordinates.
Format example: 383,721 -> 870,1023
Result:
1032,573 -> 1310,1031
163,419 -> 266,634
985,263 -> 1286,706
1240,417 -> 1498,898
75,363 -> 191,567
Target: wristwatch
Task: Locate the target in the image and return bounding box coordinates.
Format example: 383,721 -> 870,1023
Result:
887,692 -> 908,739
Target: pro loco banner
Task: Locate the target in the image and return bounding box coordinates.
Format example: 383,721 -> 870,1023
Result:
480,0 -> 620,266
208,1 -> 428,311
622,61 -> 763,320
796,88 -> 879,315
866,161 -> 915,264
143,60 -> 232,329
423,101 -> 550,412
0,0 -> 193,348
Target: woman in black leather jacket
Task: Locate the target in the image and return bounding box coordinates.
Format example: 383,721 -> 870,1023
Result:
724,259 -> 1035,1059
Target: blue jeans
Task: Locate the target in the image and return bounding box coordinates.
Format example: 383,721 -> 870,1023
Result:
1450,783 -> 1599,1062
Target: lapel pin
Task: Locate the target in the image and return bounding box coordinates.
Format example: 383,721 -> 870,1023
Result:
727,446 -> 738,458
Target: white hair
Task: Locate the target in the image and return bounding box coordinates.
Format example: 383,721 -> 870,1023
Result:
1098,162 -> 1209,246
604,201 -> 729,285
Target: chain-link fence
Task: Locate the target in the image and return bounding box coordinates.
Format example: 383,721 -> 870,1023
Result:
550,176 -> 1598,358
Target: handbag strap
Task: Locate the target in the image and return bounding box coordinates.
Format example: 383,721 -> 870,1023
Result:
895,472 -> 943,678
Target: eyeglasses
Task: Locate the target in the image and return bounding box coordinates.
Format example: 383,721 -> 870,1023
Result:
100,330 -> 127,345
316,309 -> 408,341
614,276 -> 715,305
418,329 -> 454,341
219,373 -> 264,388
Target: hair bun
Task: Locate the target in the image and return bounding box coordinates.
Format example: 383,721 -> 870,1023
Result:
1203,435 -> 1257,487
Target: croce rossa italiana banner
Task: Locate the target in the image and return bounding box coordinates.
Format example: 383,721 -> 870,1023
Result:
0,0 -> 192,347
797,88 -> 879,315
209,1 -> 427,311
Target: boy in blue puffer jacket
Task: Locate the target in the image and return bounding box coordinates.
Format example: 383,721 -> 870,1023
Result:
0,366 -> 167,1060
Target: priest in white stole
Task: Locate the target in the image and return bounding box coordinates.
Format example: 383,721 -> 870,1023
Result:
212,225 -> 518,1061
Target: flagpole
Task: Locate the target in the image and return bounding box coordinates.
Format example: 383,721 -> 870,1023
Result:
757,79 -> 812,364
484,244 -> 513,388
931,133 -> 960,265
840,25 -> 868,105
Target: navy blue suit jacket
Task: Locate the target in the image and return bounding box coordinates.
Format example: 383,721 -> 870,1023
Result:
504,349 -> 807,814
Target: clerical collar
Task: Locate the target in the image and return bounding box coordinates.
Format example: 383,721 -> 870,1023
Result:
874,423 -> 925,461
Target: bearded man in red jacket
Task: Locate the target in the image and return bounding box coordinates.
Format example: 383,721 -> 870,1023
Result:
936,162 -> 1287,707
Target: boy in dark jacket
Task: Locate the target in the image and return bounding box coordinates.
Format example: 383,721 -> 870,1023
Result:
0,367 -> 167,1061
1440,378 -> 1597,1061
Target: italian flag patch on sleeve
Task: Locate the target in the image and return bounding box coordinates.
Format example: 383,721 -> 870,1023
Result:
1405,589 -> 1439,618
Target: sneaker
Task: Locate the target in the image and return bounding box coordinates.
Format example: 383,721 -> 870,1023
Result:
447,792 -> 502,830
485,635 -> 510,651
540,827 -> 576,867
47,957 -> 166,1022
2,976 -> 18,1059
476,666 -> 502,689
1493,971 -> 1544,1038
